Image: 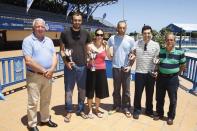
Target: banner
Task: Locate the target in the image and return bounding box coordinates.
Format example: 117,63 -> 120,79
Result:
26,0 -> 34,13
46,22 -> 65,32
0,17 -> 65,32
0,18 -> 24,30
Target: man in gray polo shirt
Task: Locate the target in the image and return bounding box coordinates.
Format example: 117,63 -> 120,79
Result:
133,25 -> 160,119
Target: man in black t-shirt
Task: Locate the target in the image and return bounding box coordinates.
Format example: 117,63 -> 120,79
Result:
60,12 -> 91,122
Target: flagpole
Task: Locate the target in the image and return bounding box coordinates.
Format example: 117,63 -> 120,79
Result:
122,0 -> 125,21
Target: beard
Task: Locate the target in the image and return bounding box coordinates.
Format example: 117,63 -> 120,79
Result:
73,24 -> 80,30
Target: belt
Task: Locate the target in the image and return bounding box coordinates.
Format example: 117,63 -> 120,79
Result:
27,69 -> 44,75
159,72 -> 179,77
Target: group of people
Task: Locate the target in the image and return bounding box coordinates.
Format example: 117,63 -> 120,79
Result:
22,12 -> 186,131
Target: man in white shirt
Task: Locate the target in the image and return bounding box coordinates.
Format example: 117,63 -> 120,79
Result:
133,25 -> 160,119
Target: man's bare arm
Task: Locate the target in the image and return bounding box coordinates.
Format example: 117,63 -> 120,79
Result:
179,64 -> 186,73
60,42 -> 67,63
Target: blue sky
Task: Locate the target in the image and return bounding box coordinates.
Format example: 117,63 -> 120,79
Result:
93,0 -> 197,33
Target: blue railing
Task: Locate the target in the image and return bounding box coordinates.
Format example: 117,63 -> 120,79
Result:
0,56 -> 25,89
180,56 -> 197,93
104,60 -> 135,81
1,54 -> 195,100
0,53 -> 64,100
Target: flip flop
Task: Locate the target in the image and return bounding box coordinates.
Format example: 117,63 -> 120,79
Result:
88,113 -> 94,119
125,111 -> 132,118
64,113 -> 72,122
95,110 -> 104,118
96,112 -> 103,118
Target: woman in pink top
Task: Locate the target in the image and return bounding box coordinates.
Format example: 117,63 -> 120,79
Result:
86,29 -> 110,118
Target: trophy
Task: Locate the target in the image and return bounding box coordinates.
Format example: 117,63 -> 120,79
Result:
121,50 -> 135,72
64,49 -> 74,66
87,50 -> 98,71
148,56 -> 160,77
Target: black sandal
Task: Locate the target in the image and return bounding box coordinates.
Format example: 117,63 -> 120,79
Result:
79,112 -> 88,119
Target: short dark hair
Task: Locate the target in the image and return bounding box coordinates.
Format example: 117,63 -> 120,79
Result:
95,28 -> 104,35
141,25 -> 152,33
71,11 -> 82,20
117,20 -> 127,28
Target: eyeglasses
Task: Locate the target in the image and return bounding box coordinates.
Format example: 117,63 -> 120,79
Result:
95,33 -> 104,37
166,39 -> 174,42
144,44 -> 147,51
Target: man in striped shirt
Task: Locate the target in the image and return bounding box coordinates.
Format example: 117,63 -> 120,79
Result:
153,32 -> 186,125
133,25 -> 160,119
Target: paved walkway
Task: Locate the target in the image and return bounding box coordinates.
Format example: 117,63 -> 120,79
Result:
0,74 -> 197,131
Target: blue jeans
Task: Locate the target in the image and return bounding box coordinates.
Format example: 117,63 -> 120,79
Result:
64,65 -> 87,113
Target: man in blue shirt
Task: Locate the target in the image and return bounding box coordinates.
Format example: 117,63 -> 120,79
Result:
22,18 -> 58,131
108,21 -> 135,118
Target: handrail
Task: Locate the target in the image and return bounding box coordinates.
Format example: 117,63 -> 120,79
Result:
1,54 -> 196,100
0,53 -> 64,100
180,56 -> 197,93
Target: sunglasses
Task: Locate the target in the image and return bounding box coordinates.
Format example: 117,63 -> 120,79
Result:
144,44 -> 147,51
96,33 -> 104,37
166,39 -> 174,42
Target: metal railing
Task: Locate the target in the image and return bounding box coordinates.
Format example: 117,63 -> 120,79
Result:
180,56 -> 197,93
0,56 -> 25,89
1,54 -> 196,100
0,53 -> 64,99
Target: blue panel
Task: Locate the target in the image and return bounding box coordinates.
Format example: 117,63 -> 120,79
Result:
130,70 -> 135,81
59,55 -> 64,71
105,60 -> 112,78
2,60 -> 6,84
14,58 -> 23,81
46,22 -> 65,32
8,60 -> 12,83
22,58 -> 24,80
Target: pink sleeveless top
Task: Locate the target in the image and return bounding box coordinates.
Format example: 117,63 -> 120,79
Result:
88,51 -> 106,69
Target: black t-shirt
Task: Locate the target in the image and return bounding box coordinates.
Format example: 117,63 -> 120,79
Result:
60,27 -> 91,66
